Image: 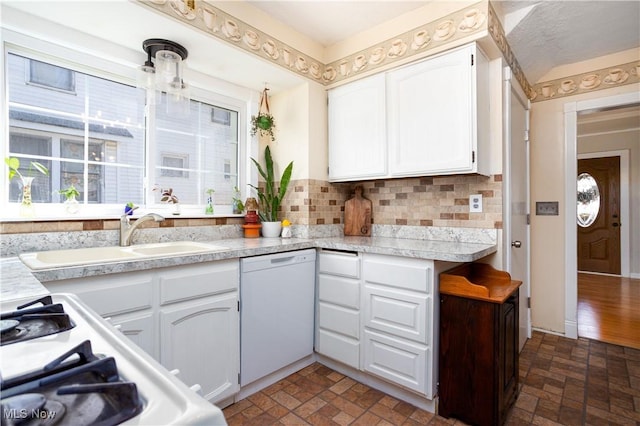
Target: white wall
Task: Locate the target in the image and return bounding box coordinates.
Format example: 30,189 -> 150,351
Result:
529,48 -> 640,334
264,82 -> 327,182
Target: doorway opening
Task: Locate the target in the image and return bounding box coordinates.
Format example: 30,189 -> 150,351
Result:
565,95 -> 639,348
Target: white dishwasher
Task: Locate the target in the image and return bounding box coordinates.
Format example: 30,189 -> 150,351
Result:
240,249 -> 316,386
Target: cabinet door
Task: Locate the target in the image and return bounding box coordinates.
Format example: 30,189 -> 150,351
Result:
328,73 -> 386,181
160,293 -> 239,404
363,284 -> 429,344
363,329 -> 430,397
112,312 -> 156,360
387,44 -> 475,176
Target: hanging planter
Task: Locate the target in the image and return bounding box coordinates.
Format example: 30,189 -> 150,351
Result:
250,87 -> 276,142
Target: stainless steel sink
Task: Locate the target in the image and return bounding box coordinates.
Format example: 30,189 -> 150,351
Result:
19,241 -> 228,270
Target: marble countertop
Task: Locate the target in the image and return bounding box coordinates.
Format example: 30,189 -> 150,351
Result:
1,236 -> 497,301
315,236 -> 497,262
1,258 -> 50,302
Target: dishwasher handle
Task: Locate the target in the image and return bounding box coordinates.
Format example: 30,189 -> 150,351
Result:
271,255 -> 295,264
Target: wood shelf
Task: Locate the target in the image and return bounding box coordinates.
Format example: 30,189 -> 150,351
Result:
440,262 -> 521,303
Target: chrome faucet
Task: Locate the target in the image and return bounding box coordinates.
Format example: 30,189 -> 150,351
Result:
120,213 -> 165,246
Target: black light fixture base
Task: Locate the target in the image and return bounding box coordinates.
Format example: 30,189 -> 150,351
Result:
142,39 -> 188,61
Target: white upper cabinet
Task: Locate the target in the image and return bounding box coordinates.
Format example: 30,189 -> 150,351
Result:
328,42 -> 490,182
328,73 -> 387,181
388,43 -> 489,176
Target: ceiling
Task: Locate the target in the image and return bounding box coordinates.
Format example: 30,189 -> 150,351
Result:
2,1 -> 639,92
250,0 -> 640,83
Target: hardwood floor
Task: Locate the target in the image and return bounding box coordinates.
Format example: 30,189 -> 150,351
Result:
578,272 -> 640,349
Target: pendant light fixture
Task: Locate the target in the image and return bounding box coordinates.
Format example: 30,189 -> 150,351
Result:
138,38 -> 190,115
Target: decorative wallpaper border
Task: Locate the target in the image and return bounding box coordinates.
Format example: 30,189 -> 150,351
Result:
138,0 -> 638,103
486,3 -> 533,98
138,0 -> 489,85
529,62 -> 639,102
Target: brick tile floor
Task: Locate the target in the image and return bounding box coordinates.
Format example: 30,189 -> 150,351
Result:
223,331 -> 640,425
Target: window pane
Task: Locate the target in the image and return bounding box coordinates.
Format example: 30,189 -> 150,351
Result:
8,53 -> 145,206
154,95 -> 239,205
577,173 -> 600,227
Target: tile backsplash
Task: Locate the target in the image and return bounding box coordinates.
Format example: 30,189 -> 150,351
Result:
1,174 -> 501,257
283,175 -> 502,229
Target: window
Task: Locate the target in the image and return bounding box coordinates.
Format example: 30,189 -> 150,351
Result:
161,153 -> 189,178
577,173 -> 600,227
4,49 -> 244,217
212,107 -> 231,126
28,59 -> 75,92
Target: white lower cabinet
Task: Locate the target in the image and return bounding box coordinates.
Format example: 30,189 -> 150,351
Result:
316,250 -> 360,369
112,312 -> 155,357
42,259 -> 239,405
316,250 -> 437,399
362,253 -> 436,399
160,293 -> 238,403
363,329 -> 429,395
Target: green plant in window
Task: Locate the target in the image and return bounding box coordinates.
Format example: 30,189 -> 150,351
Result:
5,157 -> 49,181
205,188 -> 215,215
58,185 -> 80,200
232,186 -> 244,214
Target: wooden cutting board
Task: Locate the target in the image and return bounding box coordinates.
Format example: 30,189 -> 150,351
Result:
344,186 -> 372,236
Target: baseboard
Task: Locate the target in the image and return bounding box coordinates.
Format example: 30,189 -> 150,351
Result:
532,325 -> 576,339
631,272 -> 640,279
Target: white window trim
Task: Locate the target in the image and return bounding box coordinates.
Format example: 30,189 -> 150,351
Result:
1,27 -> 254,221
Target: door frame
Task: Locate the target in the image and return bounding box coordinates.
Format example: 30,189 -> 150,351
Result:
577,150 -> 630,277
563,91 -> 639,339
503,66 -> 531,343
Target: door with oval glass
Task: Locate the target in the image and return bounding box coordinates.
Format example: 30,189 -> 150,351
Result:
577,156 -> 621,274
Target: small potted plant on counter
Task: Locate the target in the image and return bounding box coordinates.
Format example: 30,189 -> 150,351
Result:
58,185 -> 80,214
249,145 -> 293,237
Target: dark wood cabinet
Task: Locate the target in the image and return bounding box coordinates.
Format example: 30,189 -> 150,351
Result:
439,263 -> 521,426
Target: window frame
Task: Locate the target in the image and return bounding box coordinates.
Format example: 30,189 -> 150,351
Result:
1,30 -> 252,220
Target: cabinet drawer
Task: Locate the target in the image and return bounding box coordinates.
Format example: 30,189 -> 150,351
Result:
363,254 -> 432,293
159,260 -> 239,305
363,329 -> 430,397
318,274 -> 359,309
318,302 -> 359,339
79,280 -> 153,317
317,329 -> 359,369
363,284 -> 430,343
319,251 -> 360,278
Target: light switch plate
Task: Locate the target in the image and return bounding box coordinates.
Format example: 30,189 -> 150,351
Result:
469,194 -> 482,213
536,201 -> 559,215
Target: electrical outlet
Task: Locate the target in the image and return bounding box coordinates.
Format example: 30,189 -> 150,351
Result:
469,194 -> 483,213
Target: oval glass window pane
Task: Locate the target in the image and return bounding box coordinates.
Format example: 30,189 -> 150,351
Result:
577,173 -> 600,227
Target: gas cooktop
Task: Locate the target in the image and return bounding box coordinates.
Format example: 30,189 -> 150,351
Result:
0,294 -> 227,426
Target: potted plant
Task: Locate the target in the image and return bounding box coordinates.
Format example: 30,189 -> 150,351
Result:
58,185 -> 80,214
232,186 -> 244,214
205,188 -> 215,215
250,87 -> 276,142
154,186 -> 180,215
249,145 -> 293,237
250,113 -> 276,142
5,157 -> 49,217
